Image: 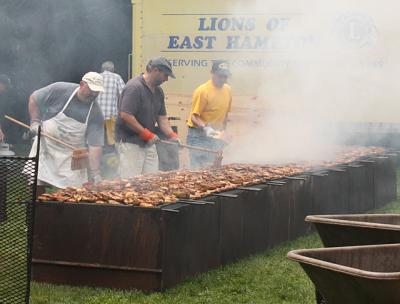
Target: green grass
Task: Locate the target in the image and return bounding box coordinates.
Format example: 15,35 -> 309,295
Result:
0,203 -> 31,303
25,169 -> 400,303
30,234 -> 322,304
0,167 -> 37,303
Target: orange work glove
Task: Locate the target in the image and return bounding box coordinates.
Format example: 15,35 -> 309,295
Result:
139,128 -> 159,146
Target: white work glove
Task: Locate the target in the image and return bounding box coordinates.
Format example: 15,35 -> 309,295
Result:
169,137 -> 181,145
147,134 -> 160,146
22,131 -> 30,141
203,125 -> 218,138
30,120 -> 42,136
167,131 -> 181,145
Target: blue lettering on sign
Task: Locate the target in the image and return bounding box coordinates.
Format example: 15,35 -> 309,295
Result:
170,59 -> 208,67
227,36 -> 269,49
198,17 -> 255,31
226,35 -> 318,50
168,36 -> 216,49
266,18 -> 291,31
168,36 -> 180,48
167,15 -> 298,51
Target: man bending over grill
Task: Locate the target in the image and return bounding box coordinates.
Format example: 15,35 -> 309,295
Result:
187,60 -> 232,168
27,72 -> 105,189
115,57 -> 178,178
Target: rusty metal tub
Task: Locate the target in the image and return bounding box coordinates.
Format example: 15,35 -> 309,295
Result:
32,199 -> 220,291
306,214 -> 400,247
288,243 -> 400,304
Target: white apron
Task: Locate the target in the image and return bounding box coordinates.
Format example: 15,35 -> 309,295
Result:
29,88 -> 94,188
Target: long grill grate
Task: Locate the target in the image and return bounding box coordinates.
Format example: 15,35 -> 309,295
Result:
0,137 -> 39,303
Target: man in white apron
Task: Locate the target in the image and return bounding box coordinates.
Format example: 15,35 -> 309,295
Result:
27,72 -> 105,189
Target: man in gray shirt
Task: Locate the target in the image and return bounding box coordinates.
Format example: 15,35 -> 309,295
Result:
115,57 -> 179,177
28,72 -> 105,188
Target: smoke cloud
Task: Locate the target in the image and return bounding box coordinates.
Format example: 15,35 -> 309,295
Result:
223,0 -> 400,164
0,0 -> 131,145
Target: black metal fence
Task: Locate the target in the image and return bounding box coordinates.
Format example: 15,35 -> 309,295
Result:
0,138 -> 39,303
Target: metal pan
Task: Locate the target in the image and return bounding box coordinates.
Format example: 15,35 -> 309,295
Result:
288,244 -> 400,304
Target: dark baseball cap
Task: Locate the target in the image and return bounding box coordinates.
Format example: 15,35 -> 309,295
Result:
211,60 -> 231,76
148,57 -> 176,79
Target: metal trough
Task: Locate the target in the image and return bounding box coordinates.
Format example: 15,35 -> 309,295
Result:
345,163 -> 374,213
310,169 -> 349,216
32,199 -> 220,291
288,244 -> 400,304
305,213 -> 400,302
31,153 -> 397,291
287,176 -> 313,240
306,214 -> 400,247
371,155 -> 397,208
217,189 -> 248,265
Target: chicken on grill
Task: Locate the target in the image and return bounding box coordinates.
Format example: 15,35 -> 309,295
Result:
38,146 -> 386,207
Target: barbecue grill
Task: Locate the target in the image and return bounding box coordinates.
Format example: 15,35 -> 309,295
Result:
31,150 -> 398,291
33,198 -> 219,290
372,154 -> 397,207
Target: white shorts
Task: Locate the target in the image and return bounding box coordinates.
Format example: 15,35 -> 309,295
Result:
116,142 -> 158,178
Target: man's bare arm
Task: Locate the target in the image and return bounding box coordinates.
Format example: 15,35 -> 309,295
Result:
158,115 -> 175,136
88,145 -> 102,171
191,113 -> 206,128
28,95 -> 41,122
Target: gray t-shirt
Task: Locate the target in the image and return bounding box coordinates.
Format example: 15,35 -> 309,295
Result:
32,82 -> 104,146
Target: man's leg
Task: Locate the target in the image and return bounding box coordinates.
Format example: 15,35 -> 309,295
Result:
116,142 -> 146,178
143,145 -> 159,174
190,136 -> 220,168
105,117 -> 116,146
187,128 -> 209,169
206,138 -> 225,167
189,149 -> 205,169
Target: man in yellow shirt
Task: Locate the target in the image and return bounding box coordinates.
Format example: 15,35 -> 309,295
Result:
187,60 -> 232,168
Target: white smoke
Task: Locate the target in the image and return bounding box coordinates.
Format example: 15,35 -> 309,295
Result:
223,0 -> 400,164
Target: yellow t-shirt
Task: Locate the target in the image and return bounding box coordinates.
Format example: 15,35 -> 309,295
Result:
187,80 -> 232,130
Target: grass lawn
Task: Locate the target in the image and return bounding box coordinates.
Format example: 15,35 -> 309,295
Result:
30,233 -> 321,304
1,202 -> 31,304
28,197 -> 400,304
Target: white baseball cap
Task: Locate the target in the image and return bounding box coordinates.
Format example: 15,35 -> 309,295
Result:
82,72 -> 105,92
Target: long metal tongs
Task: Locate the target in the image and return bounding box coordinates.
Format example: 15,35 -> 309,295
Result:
160,139 -> 224,168
160,139 -> 220,154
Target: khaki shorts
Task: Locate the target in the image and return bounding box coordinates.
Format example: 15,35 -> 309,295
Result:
116,142 -> 158,178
